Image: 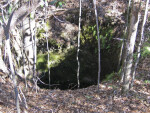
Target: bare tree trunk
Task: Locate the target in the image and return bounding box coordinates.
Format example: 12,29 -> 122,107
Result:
76,0 -> 82,88
18,86 -> 28,110
1,7 -> 21,112
6,37 -> 20,113
46,35 -> 50,88
29,11 -> 37,92
5,26 -> 20,113
122,0 -> 141,93
0,0 -> 41,90
119,0 -> 131,80
130,0 -> 149,88
0,11 -> 8,75
33,29 -> 37,92
45,0 -> 51,88
0,1 -> 40,112
11,28 -> 24,75
93,0 -> 101,91
0,46 -> 8,74
0,0 -> 40,38
21,21 -> 28,89
23,17 -> 33,79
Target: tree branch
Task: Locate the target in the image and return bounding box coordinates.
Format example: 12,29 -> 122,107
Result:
0,0 -> 40,39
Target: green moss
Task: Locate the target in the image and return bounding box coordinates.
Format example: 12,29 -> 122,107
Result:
36,20 -> 51,39
36,28 -> 46,39
141,41 -> 150,58
37,52 -> 65,72
142,46 -> 150,57
50,52 -> 65,67
49,39 -> 57,46
103,72 -> 120,82
46,20 -> 51,30
49,39 -> 62,50
37,54 -> 47,72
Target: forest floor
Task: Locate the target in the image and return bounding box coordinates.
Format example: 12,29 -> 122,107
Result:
0,0 -> 150,112
0,74 -> 150,113
0,59 -> 150,113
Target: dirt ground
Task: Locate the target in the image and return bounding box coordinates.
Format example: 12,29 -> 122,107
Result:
0,0 -> 150,112
0,77 -> 150,113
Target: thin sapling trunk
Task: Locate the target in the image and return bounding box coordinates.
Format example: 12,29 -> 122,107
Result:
120,0 -> 131,82
76,0 -> 82,88
93,0 -> 101,91
130,0 -> 149,88
2,9 -> 20,113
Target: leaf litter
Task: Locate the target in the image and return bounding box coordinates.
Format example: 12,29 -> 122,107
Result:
0,77 -> 149,113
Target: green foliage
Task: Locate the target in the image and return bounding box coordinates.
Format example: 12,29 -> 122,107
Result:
37,37 -> 66,71
80,24 -> 114,49
36,28 -> 46,39
133,39 -> 150,62
103,72 -> 119,82
8,5 -> 12,14
45,21 -> 50,30
48,39 -> 62,49
144,80 -> 150,84
49,52 -> 65,67
49,38 -> 57,46
133,52 -> 138,62
36,21 -> 50,39
40,1 -> 44,7
104,72 -> 115,82
37,54 -> 47,72
80,25 -> 96,44
141,41 -> 150,58
49,0 -> 65,8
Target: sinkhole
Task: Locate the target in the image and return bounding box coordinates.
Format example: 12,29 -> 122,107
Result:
37,45 -> 119,90
37,18 -> 122,90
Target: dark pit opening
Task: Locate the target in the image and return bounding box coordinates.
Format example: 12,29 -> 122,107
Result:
37,17 -> 122,90
37,45 -> 119,90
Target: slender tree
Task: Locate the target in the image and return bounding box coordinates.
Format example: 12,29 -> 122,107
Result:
44,0 -> 51,88
0,0 -> 41,81
93,0 -> 101,91
0,1 -> 42,112
29,10 -> 38,92
130,0 -> 149,88
21,21 -> 28,89
18,86 -> 28,110
0,42 -> 8,74
76,0 -> 82,88
2,10 -> 20,113
119,0 -> 131,78
122,0 -> 141,93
